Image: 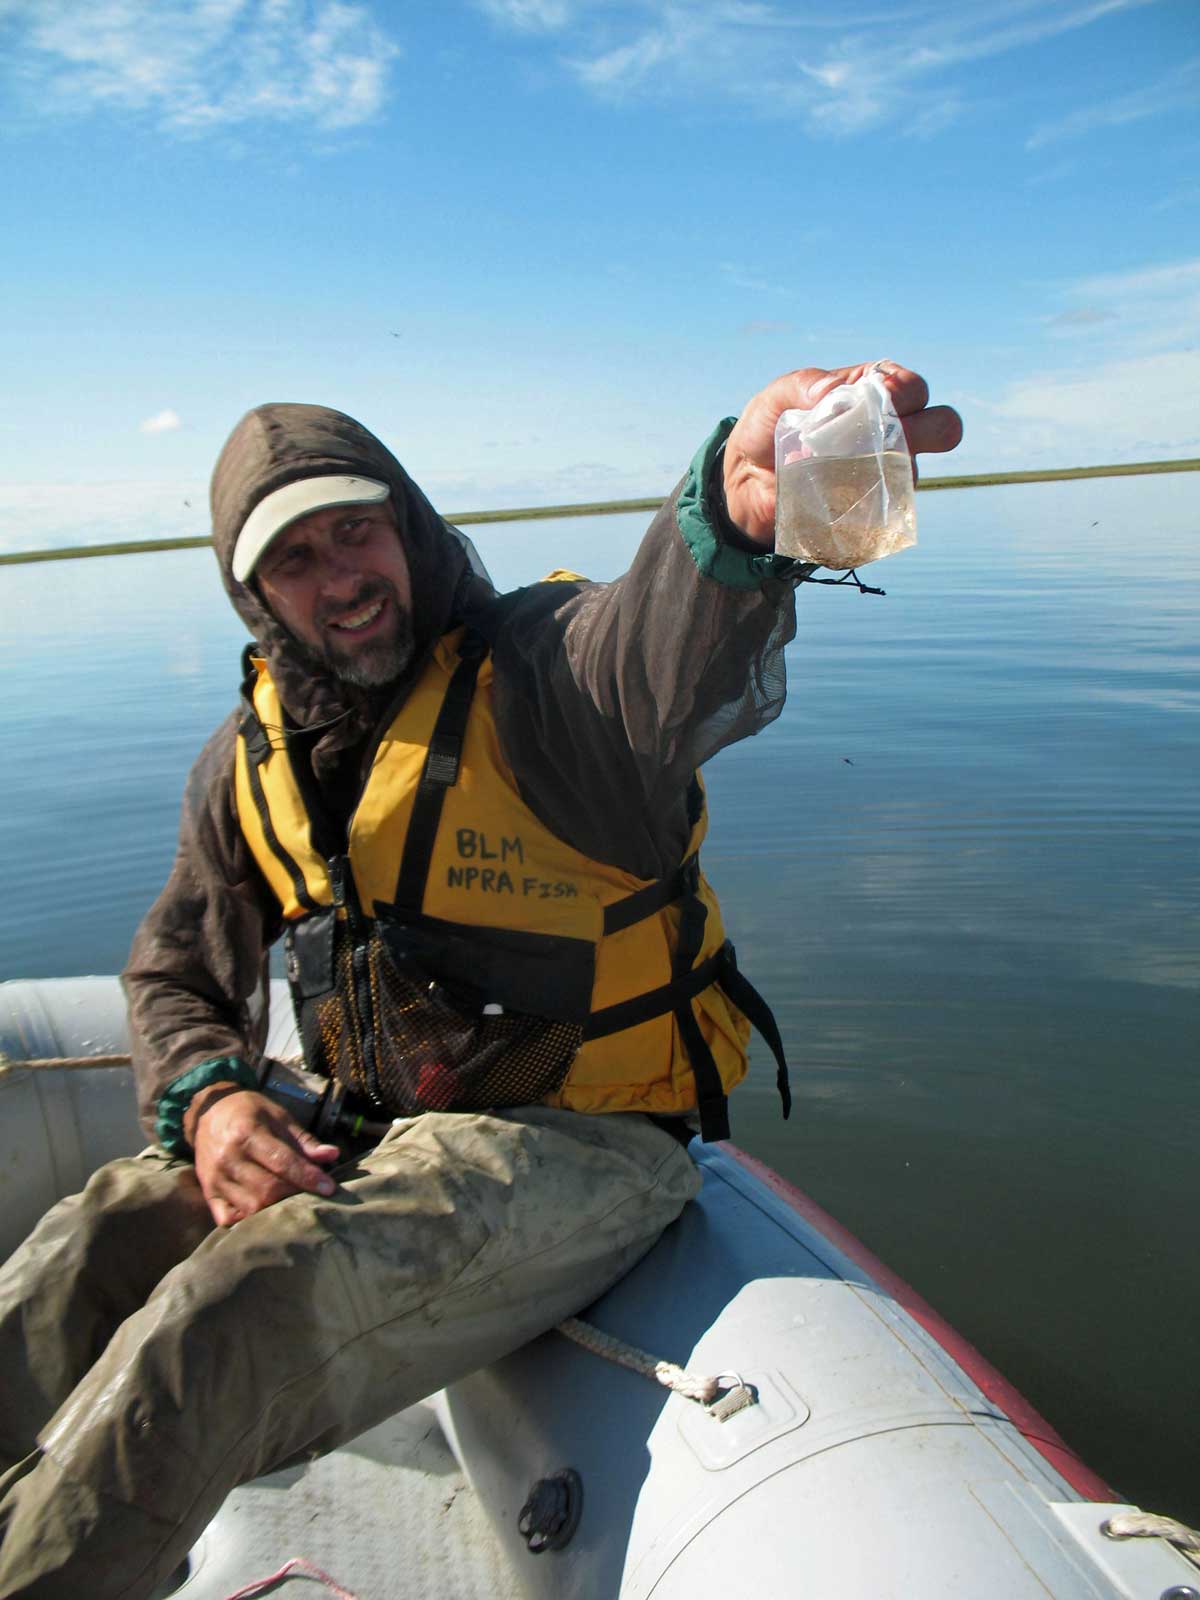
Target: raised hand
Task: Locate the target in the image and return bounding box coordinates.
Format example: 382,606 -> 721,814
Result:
722,362 -> 963,545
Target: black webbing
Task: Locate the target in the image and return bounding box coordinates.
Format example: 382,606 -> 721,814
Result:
587,899 -> 732,1141
238,642 -> 321,910
717,949 -> 792,1120
669,893 -> 730,1143
585,938 -> 791,1134
239,712 -> 319,915
392,635 -> 486,914
239,707 -> 271,767
583,947 -> 724,1040
603,854 -> 698,936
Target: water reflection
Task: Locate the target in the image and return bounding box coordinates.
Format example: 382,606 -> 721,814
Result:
1,473 -> 1197,1521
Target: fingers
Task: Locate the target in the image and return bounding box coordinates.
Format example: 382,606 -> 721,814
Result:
763,361 -> 963,476
833,363 -> 962,456
192,1088 -> 341,1227
205,1142 -> 330,1225
725,358 -> 961,538
296,1130 -> 341,1165
209,1195 -> 245,1229
245,1124 -> 338,1197
902,403 -> 963,457
870,361 -> 928,417
782,361 -> 958,434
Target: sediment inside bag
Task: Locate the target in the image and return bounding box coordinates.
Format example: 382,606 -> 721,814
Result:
775,451 -> 916,569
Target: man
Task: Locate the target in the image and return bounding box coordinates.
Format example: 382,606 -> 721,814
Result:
0,362 -> 961,1597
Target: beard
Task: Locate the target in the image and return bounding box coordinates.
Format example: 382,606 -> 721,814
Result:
309,578 -> 417,689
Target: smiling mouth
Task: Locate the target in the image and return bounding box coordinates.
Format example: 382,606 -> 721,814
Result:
327,598 -> 385,633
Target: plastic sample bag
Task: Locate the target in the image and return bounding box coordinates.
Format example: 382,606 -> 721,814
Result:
774,366 -> 916,569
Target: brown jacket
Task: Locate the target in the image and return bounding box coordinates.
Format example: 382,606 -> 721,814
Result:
123,405 -> 805,1139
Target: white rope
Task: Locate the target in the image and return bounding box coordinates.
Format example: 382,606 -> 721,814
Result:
556,1316 -> 743,1406
1102,1511 -> 1200,1568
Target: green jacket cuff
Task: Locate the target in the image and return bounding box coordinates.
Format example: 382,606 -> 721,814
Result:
155,1055 -> 259,1157
677,418 -> 817,591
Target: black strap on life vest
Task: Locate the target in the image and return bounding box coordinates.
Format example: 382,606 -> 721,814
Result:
583,945 -> 724,1039
718,948 -> 792,1121
375,628 -> 791,1138
392,632 -> 488,914
585,934 -> 792,1139
602,853 -> 697,935
667,864 -> 729,1142
237,646 -> 321,916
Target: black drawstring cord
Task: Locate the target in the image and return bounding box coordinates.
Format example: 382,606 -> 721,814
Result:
798,569 -> 886,596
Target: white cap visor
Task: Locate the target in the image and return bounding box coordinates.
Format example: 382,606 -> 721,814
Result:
233,475 -> 390,583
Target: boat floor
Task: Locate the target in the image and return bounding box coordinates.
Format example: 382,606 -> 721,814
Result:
173,1401 -> 522,1599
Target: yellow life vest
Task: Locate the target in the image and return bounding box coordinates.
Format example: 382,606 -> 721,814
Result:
234,625 -> 789,1138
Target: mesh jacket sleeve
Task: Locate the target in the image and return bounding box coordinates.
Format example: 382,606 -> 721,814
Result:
486,420 -> 813,880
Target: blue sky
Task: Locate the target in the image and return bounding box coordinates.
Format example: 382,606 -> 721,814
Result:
0,0 -> 1197,556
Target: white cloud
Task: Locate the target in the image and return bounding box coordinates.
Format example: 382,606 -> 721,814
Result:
719,261 -> 789,296
1073,258 -> 1200,303
739,318 -> 796,336
1042,307 -> 1117,331
1025,157 -> 1081,187
473,0 -> 575,30
957,254 -> 1200,467
572,32 -> 671,92
1026,54 -> 1199,148
952,346 -> 1200,473
1149,181 -> 1200,215
1039,256 -> 1200,351
140,408 -> 183,434
988,349 -> 1200,464
0,0 -> 400,134
480,0 -> 1162,137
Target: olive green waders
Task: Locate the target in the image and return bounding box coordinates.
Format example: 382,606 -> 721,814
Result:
0,1106 -> 699,1599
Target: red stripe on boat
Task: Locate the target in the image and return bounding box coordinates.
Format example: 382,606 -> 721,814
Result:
724,1143 -> 1116,1504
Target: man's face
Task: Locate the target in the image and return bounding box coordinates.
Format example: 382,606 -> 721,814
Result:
255,500 -> 415,688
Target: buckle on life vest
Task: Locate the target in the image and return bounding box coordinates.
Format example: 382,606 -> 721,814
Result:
423,734 -> 462,788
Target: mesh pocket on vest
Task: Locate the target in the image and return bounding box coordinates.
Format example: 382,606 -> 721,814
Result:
313,923 -> 583,1116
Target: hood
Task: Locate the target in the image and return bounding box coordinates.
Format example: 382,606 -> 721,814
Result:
210,402 -> 494,778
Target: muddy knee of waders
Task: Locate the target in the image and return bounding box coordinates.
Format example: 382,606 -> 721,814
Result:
0,1447 -> 190,1600
0,1152 -> 212,1472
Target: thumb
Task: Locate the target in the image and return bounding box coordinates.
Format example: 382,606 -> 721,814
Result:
296,1128 -> 341,1164
802,369 -> 848,406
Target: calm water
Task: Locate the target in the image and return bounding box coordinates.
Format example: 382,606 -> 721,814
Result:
2,474 -> 1197,1518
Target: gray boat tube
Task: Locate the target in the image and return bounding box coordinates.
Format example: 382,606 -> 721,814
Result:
3,978 -> 1198,1599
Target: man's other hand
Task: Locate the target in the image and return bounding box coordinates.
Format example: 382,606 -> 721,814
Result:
722,362 -> 964,546
185,1085 -> 341,1227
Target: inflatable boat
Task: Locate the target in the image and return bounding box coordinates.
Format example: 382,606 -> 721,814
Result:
2,977 -> 1196,1599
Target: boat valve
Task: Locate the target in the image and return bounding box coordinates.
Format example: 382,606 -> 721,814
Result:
518,1468 -> 583,1554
